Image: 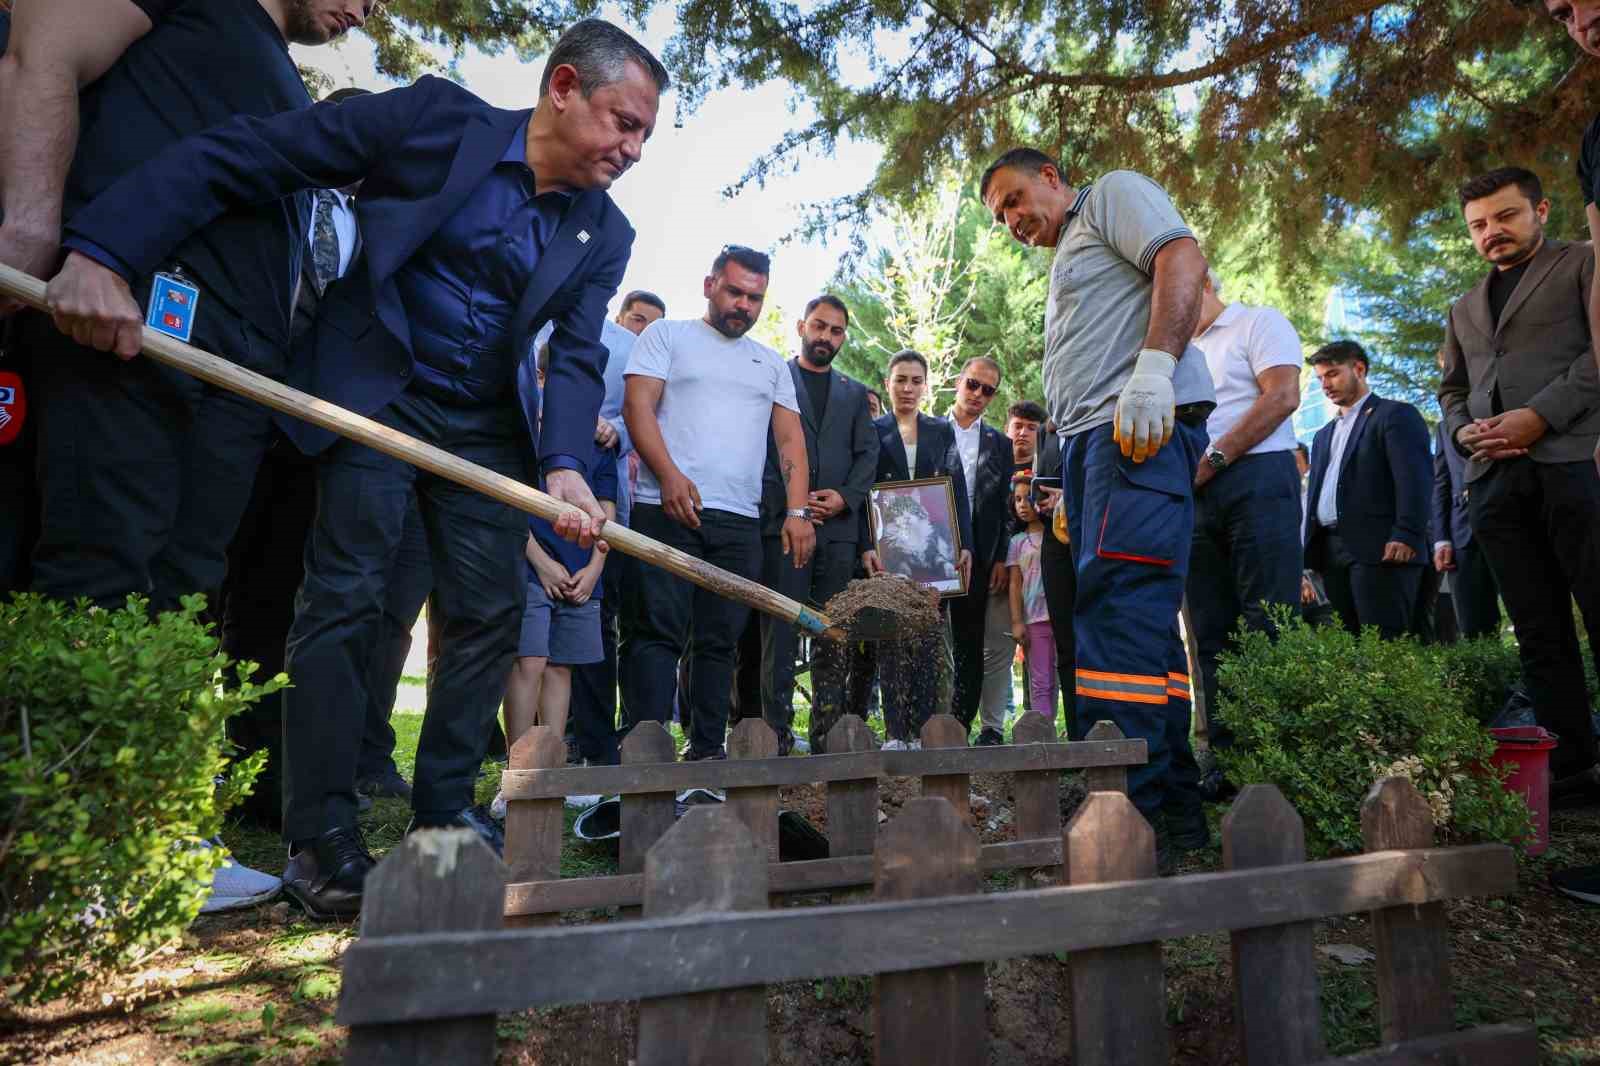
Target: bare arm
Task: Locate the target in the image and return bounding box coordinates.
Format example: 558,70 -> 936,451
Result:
623,373 -> 702,528
1209,365 -> 1300,460
770,405 -> 812,511
0,0 -> 154,309
1142,237 -> 1208,358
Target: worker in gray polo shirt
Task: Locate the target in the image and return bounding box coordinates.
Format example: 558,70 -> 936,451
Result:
981,148 -> 1215,872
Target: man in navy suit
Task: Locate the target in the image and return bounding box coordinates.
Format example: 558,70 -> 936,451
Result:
1430,417 -> 1500,642
1303,341 -> 1431,639
44,19 -> 668,918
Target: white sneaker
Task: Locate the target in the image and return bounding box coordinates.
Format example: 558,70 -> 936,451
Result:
565,793 -> 603,809
882,739 -> 909,752
198,841 -> 281,914
490,790 -> 508,821
909,740 -> 923,751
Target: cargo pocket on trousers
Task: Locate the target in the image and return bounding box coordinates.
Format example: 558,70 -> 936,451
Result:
1095,462 -> 1185,567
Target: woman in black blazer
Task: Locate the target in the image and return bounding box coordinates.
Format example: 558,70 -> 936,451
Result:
857,350 -> 972,748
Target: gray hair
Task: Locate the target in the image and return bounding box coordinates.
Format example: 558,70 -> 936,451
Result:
1205,268 -> 1223,298
539,19 -> 670,98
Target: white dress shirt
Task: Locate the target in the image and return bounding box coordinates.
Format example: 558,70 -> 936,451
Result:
949,413 -> 981,505
1315,391 -> 1372,527
327,189 -> 358,278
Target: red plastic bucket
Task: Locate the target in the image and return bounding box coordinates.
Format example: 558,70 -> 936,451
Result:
1488,726 -> 1559,855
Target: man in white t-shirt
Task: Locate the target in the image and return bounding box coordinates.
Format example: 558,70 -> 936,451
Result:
1186,272 -> 1303,744
620,245 -> 815,760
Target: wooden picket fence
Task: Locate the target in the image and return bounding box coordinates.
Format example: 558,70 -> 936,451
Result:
499,711 -> 1146,921
337,777 -> 1531,1065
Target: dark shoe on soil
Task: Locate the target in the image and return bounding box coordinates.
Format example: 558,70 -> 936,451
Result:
1552,865 -> 1600,906
407,804 -> 506,856
683,745 -> 728,762
282,827 -> 374,921
1552,764 -> 1600,809
357,768 -> 413,802
1197,767 -> 1238,804
1152,816 -> 1179,877
975,728 -> 1005,747
1165,806 -> 1210,851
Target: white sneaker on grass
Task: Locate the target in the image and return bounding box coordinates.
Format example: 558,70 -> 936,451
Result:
882,739 -> 909,752
198,840 -> 282,914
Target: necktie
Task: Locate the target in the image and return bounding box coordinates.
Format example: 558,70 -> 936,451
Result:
311,189 -> 341,297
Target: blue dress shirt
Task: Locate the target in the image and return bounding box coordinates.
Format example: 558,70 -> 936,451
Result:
396,117 -> 571,409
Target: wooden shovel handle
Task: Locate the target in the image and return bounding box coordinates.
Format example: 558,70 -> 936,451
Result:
0,264 -> 834,636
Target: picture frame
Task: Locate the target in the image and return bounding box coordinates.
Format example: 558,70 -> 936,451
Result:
868,475 -> 968,598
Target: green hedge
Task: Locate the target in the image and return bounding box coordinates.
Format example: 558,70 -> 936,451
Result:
1,594 -> 279,1004
1215,609 -> 1531,858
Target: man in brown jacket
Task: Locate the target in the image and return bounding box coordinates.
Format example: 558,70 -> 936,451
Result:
1439,166 -> 1600,792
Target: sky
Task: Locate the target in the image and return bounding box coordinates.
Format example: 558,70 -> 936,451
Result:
291,6 -> 885,341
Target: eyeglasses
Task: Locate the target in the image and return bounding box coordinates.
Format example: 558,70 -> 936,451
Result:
962,377 -> 998,397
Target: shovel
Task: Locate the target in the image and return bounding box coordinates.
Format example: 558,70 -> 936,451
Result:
0,265 -> 864,638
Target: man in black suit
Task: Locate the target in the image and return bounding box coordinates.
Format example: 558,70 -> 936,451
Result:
758,295 -> 878,754
1303,341 -> 1432,639
1430,416 -> 1500,642
945,357 -> 1018,744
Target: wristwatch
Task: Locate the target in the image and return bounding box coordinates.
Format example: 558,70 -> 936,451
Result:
785,507 -> 811,520
1204,447 -> 1229,471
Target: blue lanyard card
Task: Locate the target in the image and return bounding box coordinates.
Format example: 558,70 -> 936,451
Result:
146,272 -> 200,343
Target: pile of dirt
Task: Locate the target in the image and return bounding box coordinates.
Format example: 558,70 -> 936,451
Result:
822,575 -> 940,639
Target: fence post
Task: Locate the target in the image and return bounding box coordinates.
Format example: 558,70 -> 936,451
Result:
1082,720 -> 1129,794
1361,777 -> 1454,1042
1011,711 -> 1063,884
920,713 -> 971,825
621,720 -> 678,920
503,725 -> 566,927
342,830 -> 506,1066
873,797 -> 986,1065
825,714 -> 879,902
636,806 -> 769,1065
1222,785 -> 1327,1065
727,718 -> 781,867
1064,792 -> 1168,1066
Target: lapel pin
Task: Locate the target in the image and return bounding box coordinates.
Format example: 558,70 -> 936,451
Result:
577,230 -> 591,244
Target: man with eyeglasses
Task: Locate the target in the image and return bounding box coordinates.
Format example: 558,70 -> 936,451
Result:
981,147 -> 1216,873
621,245 -> 815,761
946,356 -> 1020,745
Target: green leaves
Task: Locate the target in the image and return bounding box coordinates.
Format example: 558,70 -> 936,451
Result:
0,593 -> 282,1005
1214,607 -> 1533,857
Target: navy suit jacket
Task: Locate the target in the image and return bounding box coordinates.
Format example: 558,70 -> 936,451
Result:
1304,394 -> 1431,568
861,413 -> 975,558
1430,419 -> 1472,550
760,362 -> 879,544
62,76 -> 631,471
950,416 -> 1016,573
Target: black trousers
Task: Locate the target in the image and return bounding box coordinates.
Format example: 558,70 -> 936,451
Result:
28,310 -> 281,611
620,505 -> 762,757
1470,457 -> 1600,778
762,537 -> 857,747
221,440 -> 434,827
1315,531 -> 1422,641
1186,451 -> 1304,746
568,559 -> 624,764
949,578 -> 989,732
1038,524 -> 1078,737
282,389 -> 527,841
1447,542 -> 1501,641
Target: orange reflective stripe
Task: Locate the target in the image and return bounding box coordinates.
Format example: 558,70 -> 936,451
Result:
1166,687 -> 1191,700
1076,668 -> 1167,689
1077,684 -> 1168,705
1168,672 -> 1190,684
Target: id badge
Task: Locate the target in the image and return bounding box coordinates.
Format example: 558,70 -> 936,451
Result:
146,271 -> 200,343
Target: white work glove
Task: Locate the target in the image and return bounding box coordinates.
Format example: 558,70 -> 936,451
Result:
1113,348 -> 1177,463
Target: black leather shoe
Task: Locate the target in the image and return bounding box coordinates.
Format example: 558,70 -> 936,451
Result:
407,804 -> 505,856
281,827 -> 374,921
356,768 -> 413,802
1165,806 -> 1211,851
976,728 -> 1005,747
683,745 -> 728,762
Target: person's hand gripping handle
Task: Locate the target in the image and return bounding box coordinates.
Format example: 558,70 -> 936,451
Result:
1112,348 -> 1177,463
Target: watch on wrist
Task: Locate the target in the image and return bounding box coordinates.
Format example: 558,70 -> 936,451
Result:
785,507 -> 811,520
1204,447 -> 1229,471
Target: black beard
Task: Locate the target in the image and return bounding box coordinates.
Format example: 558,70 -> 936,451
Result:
804,342 -> 837,365
283,0 -> 327,44
711,313 -> 753,338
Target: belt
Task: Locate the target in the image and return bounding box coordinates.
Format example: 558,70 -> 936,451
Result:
1175,401 -> 1215,426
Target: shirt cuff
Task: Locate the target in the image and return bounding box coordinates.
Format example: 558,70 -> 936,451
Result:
60,237 -> 137,283
541,453 -> 587,478
1433,541 -> 1451,553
